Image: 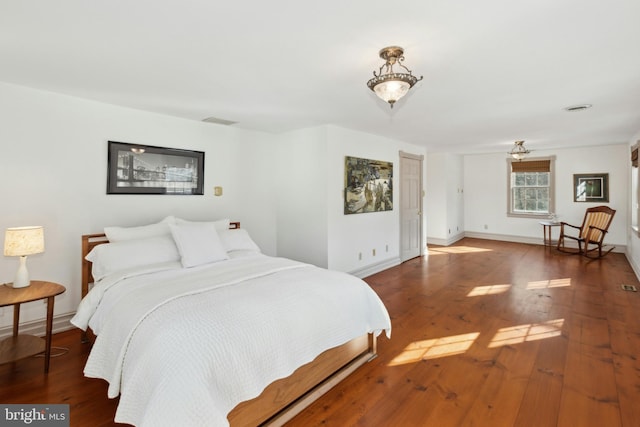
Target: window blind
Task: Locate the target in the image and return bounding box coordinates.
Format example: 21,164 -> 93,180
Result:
632,146 -> 638,168
511,159 -> 550,173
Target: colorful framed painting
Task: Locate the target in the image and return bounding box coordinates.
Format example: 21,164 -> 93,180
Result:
344,156 -> 393,214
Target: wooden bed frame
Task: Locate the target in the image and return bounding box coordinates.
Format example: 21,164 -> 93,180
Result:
80,222 -> 377,426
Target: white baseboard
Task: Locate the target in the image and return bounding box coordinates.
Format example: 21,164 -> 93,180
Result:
0,312 -> 76,340
427,234 -> 465,246
464,231 -> 542,245
463,231 -> 626,253
625,251 -> 640,280
349,257 -> 401,279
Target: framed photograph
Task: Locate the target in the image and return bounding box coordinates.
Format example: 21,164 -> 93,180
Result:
344,156 -> 393,214
573,173 -> 609,202
107,141 -> 204,195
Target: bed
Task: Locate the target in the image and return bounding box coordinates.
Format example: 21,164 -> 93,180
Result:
71,217 -> 391,426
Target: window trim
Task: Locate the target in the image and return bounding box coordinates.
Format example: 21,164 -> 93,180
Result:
506,156 -> 556,218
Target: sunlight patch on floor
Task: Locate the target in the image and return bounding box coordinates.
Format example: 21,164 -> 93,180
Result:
428,246 -> 493,255
388,332 -> 480,366
488,319 -> 565,348
526,278 -> 572,289
467,284 -> 512,297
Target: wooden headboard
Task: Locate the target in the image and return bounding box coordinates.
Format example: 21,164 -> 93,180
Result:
81,221 -> 240,300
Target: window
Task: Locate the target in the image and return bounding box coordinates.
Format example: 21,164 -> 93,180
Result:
507,157 -> 555,218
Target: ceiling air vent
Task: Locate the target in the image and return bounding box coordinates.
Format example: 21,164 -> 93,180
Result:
202,116 -> 237,125
564,104 -> 592,112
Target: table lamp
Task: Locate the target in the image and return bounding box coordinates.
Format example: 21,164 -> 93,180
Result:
4,226 -> 45,288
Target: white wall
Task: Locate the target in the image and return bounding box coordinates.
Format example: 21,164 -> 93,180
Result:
426,153 -> 447,241
275,125 -> 427,274
426,152 -> 464,245
626,130 -> 640,275
327,126 -> 427,273
0,82 -> 277,329
463,144 -> 628,246
275,126 -> 329,268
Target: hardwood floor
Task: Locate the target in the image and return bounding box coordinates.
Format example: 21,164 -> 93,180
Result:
2,238 -> 640,426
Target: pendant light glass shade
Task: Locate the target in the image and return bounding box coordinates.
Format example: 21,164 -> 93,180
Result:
373,80 -> 411,105
509,140 -> 531,161
367,46 -> 422,108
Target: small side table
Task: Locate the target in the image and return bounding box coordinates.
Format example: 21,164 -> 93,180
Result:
539,221 -> 561,247
0,281 -> 66,373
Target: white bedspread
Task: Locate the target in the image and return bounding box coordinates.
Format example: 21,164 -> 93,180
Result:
71,253 -> 391,427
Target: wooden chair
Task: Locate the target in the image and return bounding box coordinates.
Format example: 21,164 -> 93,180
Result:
556,206 -> 616,258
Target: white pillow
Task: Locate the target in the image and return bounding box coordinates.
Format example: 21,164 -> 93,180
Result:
218,229 -> 261,253
86,235 -> 180,281
175,217 -> 230,231
104,216 -> 175,242
169,222 -> 229,268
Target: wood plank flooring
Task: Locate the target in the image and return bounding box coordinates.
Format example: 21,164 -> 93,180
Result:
2,238 -> 640,426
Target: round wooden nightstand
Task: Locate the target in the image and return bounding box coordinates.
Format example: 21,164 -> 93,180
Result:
0,281 -> 66,373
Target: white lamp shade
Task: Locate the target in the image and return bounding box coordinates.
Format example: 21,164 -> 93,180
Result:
4,226 -> 45,256
4,226 -> 44,288
373,80 -> 410,104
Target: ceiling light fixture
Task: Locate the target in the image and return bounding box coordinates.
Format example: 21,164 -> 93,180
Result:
367,46 -> 423,108
509,140 -> 530,161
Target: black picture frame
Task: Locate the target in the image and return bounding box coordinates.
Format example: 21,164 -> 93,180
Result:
107,141 -> 204,195
573,173 -> 609,203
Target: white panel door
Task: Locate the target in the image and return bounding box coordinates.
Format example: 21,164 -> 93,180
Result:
400,152 -> 423,261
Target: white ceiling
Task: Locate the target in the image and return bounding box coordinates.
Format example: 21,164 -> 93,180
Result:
2,0 -> 640,154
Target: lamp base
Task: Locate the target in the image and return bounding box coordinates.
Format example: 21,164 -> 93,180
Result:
11,256 -> 31,288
